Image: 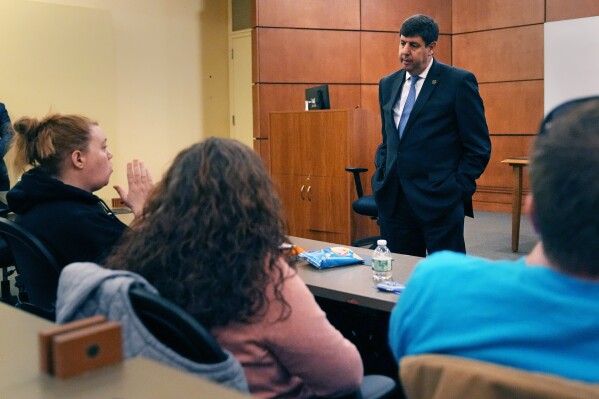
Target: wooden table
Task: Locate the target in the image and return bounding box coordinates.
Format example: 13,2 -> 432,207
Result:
290,237 -> 419,378
0,303 -> 251,398
501,158 -> 529,252
290,236 -> 421,312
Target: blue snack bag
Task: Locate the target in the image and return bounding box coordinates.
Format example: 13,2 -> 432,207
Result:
298,247 -> 364,269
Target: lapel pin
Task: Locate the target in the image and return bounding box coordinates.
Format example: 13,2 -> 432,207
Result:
432,80 -> 437,85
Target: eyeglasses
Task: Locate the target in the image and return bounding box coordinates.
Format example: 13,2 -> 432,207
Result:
539,96 -> 599,135
278,242 -> 306,257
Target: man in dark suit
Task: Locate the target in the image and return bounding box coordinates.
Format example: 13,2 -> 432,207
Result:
372,14 -> 491,256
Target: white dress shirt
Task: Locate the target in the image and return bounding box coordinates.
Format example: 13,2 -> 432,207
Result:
393,58 -> 434,129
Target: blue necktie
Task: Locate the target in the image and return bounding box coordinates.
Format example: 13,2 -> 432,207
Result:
398,75 -> 420,139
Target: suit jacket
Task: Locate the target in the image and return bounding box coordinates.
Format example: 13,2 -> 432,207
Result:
372,60 -> 491,223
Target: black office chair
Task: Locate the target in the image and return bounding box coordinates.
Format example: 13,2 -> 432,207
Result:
128,286 -> 227,364
126,286 -> 249,392
0,194 -> 16,304
0,217 -> 60,320
346,167 -> 381,249
130,287 -> 396,398
0,238 -> 16,304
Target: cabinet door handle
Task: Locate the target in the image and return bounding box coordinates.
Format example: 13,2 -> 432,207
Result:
306,185 -> 312,201
300,184 -> 305,200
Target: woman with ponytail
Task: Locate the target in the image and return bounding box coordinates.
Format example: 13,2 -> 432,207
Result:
6,113 -> 152,268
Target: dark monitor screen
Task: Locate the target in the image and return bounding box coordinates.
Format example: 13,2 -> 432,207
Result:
305,84 -> 330,110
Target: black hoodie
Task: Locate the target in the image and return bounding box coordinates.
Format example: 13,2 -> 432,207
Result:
6,168 -> 127,269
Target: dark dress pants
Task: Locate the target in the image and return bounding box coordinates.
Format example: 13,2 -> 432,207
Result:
379,188 -> 466,257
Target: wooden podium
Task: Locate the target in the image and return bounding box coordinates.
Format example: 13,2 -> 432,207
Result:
269,109 -> 378,245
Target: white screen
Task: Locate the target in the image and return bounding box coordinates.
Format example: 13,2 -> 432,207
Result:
544,16 -> 599,115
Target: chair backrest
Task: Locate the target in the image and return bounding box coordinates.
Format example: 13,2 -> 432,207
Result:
0,237 -> 16,301
128,287 -> 227,364
344,168 -> 380,249
0,191 -> 9,218
400,354 -> 599,399
0,217 -> 60,310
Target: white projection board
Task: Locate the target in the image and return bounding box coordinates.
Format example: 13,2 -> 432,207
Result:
544,16 -> 599,115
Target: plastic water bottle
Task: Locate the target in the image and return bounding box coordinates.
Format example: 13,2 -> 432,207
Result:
372,239 -> 393,282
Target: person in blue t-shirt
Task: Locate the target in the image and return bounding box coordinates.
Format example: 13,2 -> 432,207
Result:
388,96 -> 599,383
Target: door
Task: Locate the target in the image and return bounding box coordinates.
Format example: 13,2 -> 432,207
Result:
272,174 -> 308,237
229,29 -> 253,148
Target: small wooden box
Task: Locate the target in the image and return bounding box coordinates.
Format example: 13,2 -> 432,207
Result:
112,197 -> 126,208
39,316 -> 123,379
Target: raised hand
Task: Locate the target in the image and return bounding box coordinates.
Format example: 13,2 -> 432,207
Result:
113,159 -> 153,217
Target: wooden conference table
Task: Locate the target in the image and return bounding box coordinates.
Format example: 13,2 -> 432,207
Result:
501,157 -> 529,252
290,236 -> 422,312
0,303 -> 251,398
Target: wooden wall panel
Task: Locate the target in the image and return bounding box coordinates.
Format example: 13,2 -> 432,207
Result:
453,0 -> 544,33
361,32 -> 398,84
480,80 -> 544,134
258,139 -> 271,173
433,35 -> 452,66
361,84 -> 380,120
256,28 -> 360,83
251,28 -> 258,84
481,135 -> 535,187
361,32 -> 452,84
255,0 -> 360,29
252,81 -> 260,137
361,0 -> 451,33
473,189 -> 513,212
360,84 -> 382,192
453,25 -> 543,83
253,138 -> 270,172
474,135 -> 535,212
546,0 -> 599,22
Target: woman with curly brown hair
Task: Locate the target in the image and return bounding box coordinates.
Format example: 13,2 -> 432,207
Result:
103,138 -> 363,398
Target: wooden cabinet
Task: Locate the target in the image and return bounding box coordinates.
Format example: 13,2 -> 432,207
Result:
269,109 -> 375,244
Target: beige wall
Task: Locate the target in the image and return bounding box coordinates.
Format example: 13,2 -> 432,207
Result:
1,0 -> 229,202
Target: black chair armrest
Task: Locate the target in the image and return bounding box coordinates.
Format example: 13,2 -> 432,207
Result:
345,167 -> 369,198
129,287 -> 227,364
15,301 -> 56,321
345,167 -> 368,173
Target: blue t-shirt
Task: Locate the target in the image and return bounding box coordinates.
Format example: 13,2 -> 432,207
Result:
388,251 -> 599,383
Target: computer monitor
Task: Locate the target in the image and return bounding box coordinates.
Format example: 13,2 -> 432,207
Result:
305,84 -> 330,110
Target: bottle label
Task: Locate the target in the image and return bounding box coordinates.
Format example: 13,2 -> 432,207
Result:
372,258 -> 392,273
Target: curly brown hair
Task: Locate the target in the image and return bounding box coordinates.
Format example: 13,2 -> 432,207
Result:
104,138 -> 290,329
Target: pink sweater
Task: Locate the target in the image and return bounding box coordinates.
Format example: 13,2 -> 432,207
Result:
212,259 -> 363,398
